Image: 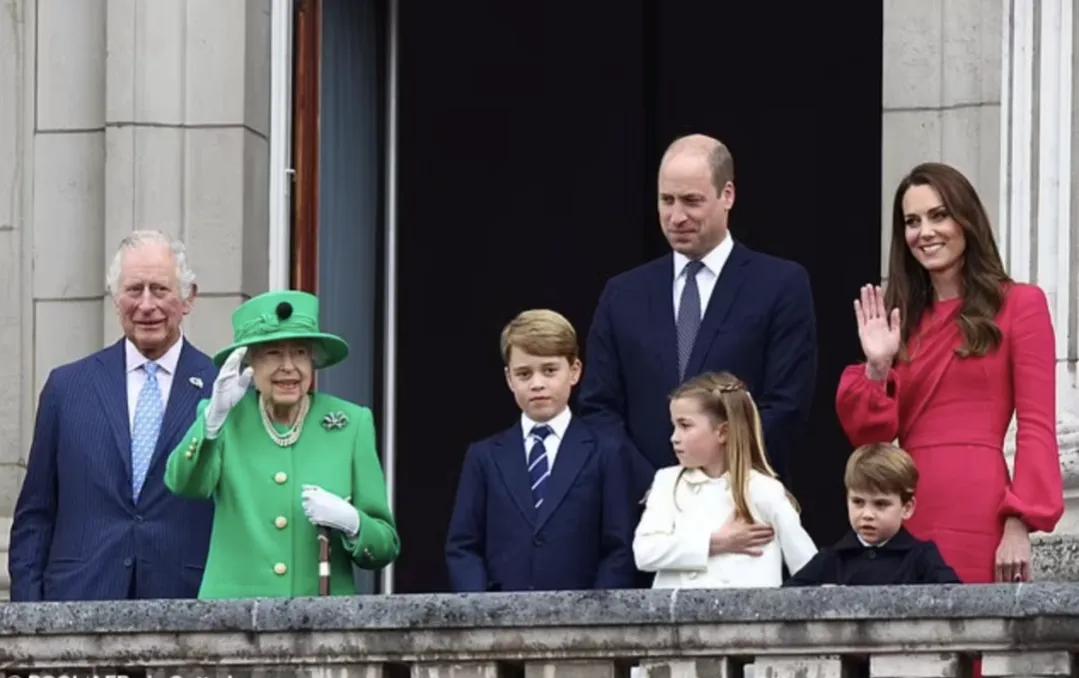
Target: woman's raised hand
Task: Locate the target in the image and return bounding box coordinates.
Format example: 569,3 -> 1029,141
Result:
205,347 -> 254,439
854,284 -> 901,381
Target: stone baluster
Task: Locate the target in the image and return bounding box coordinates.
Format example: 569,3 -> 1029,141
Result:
753,655 -> 853,678
412,662 -> 502,678
636,658 -> 734,677
982,650 -> 1074,678
870,652 -> 969,678
523,661 -> 618,677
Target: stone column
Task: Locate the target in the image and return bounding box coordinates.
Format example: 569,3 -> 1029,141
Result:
0,0 -> 32,600
103,0 -> 271,353
998,0 -> 1079,578
881,0 -> 1002,277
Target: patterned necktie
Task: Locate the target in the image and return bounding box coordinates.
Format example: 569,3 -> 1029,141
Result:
131,361 -> 164,500
677,260 -> 705,380
527,424 -> 553,510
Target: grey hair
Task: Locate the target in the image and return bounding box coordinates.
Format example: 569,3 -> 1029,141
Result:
105,230 -> 197,300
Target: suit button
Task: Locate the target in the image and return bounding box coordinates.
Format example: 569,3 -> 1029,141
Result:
533,537 -> 544,547
867,550 -> 877,560
274,472 -> 288,484
274,516 -> 288,529
274,563 -> 288,575
185,451 -> 194,460
123,558 -> 133,568
135,515 -> 143,522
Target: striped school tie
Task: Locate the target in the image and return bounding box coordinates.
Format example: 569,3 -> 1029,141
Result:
527,424 -> 553,510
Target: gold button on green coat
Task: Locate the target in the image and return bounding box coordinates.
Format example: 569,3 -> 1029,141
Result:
275,516 -> 288,529
165,392 -> 399,599
274,563 -> 287,575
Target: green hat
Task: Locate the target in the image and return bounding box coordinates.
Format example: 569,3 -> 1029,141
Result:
213,290 -> 349,368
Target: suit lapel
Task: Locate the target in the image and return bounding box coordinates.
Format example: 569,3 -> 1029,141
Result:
646,254 -> 680,387
685,243 -> 750,378
92,340 -> 133,489
534,417 -> 593,533
146,340 -> 211,486
491,426 -> 537,527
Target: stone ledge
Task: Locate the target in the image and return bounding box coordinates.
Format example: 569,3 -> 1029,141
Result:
0,584 -> 1076,635
1,586 -> 1078,670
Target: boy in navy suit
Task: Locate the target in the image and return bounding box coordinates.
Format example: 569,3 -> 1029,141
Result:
785,443 -> 959,586
445,309 -> 636,591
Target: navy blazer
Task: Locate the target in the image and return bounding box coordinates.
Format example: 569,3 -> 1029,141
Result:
9,338 -> 217,601
445,416 -> 636,592
579,243 -> 817,494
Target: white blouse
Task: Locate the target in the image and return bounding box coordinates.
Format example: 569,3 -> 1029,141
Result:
634,466 -> 817,589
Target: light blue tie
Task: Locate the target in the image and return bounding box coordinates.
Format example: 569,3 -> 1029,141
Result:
131,361 -> 164,500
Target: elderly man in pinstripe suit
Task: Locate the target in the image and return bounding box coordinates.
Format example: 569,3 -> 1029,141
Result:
9,231 -> 216,601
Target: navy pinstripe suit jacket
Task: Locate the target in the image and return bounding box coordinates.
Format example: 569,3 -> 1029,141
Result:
9,338 -> 217,601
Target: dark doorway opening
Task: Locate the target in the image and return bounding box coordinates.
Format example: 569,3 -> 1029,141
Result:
389,1 -> 882,592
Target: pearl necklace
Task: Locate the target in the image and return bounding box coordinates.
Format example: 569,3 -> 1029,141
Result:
259,393 -> 310,447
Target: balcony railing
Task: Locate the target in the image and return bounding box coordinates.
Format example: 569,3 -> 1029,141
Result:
0,584 -> 1077,677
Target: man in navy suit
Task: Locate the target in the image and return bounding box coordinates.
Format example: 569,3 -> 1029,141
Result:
9,230 -> 216,601
580,134 -> 817,506
445,310 -> 635,591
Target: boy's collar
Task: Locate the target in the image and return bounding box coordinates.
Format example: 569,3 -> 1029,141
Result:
836,527 -> 916,552
520,406 -> 572,440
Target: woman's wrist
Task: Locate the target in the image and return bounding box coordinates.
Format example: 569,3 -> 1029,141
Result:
865,360 -> 891,382
1004,515 -> 1029,535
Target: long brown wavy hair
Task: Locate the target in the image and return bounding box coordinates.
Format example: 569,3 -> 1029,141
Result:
885,163 -> 1011,359
670,371 -> 793,523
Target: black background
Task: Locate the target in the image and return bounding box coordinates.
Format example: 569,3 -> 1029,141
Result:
393,1 -> 883,592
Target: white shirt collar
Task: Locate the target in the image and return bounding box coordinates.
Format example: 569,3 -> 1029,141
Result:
673,233 -> 734,281
125,334 -> 184,375
521,406 -> 572,441
855,532 -> 890,548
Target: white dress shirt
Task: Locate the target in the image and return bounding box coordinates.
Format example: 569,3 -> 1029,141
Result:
125,335 -> 183,430
672,234 -> 735,320
634,465 -> 817,588
520,406 -> 572,469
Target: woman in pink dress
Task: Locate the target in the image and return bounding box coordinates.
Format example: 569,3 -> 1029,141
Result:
837,162 -> 1063,584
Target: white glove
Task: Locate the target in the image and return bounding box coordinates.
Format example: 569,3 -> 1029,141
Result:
205,347 -> 253,439
302,485 -> 360,538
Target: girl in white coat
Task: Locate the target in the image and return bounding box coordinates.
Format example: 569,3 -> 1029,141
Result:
633,371 -> 817,588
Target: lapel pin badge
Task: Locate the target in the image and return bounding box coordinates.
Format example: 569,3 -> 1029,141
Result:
189,376 -> 204,389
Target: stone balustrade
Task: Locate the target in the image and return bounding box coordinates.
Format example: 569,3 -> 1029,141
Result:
0,584 -> 1077,678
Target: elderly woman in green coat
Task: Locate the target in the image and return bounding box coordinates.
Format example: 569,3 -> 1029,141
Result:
165,290 -> 399,599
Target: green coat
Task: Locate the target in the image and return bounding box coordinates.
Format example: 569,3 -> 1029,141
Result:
165,391 -> 399,599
